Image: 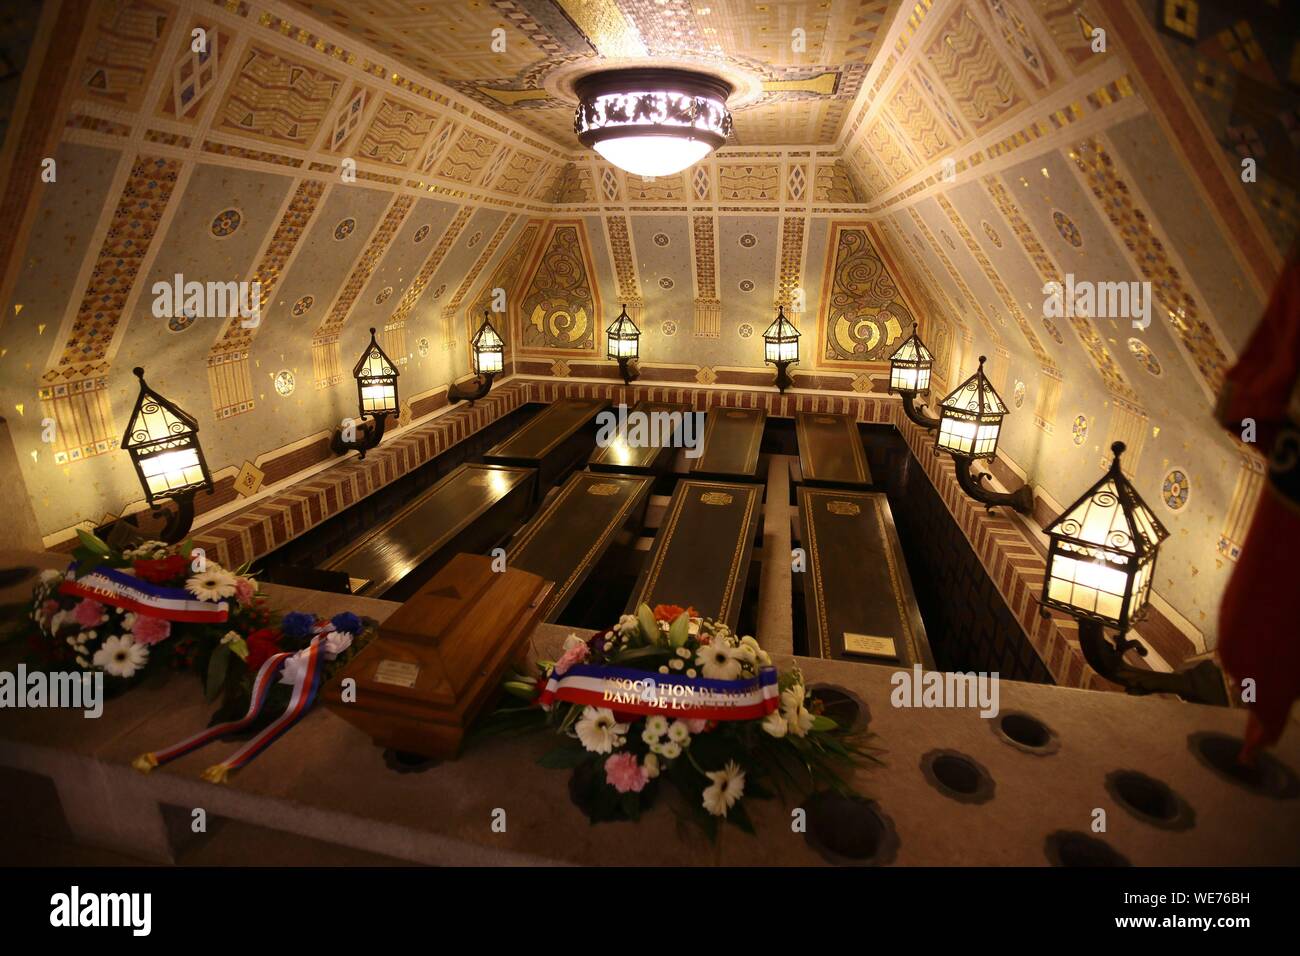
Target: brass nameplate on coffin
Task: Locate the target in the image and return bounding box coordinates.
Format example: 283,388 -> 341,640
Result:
827,500 -> 861,516
700,491 -> 733,506
815,416 -> 836,424
725,411 -> 748,418
586,482 -> 620,496
844,633 -> 898,660
373,659 -> 420,688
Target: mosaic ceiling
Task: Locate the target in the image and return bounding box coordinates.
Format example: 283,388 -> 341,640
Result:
0,0 -> 1295,658
286,0 -> 897,145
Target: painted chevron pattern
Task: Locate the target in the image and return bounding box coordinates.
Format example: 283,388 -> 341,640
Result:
359,97 -> 438,166
445,214 -> 519,314
866,119 -> 913,181
493,151 -> 541,195
218,45 -> 342,147
927,6 -> 1022,131
887,77 -> 950,160
436,128 -> 499,184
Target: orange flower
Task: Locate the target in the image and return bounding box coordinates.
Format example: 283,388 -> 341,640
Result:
652,604 -> 696,624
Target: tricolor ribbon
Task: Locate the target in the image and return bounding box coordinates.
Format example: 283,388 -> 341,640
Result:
133,630 -> 330,784
60,564 -> 229,623
538,663 -> 780,721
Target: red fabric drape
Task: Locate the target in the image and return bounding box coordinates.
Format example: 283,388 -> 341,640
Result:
1216,252 -> 1300,760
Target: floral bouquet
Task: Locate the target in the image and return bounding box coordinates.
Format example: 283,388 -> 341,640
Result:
492,603 -> 878,838
27,530 -> 372,708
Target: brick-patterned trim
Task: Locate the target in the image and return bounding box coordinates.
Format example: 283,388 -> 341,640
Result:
190,382 -> 530,568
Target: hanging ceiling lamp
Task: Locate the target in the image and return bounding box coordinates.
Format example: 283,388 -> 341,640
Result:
574,68 -> 733,178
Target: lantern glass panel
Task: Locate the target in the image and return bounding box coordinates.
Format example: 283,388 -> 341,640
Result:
608,333 -> 638,359
360,382 -> 396,414
138,445 -> 204,498
937,414 -> 1000,458
890,363 -> 931,393
1046,542 -> 1129,623
476,346 -> 504,375
765,336 -> 798,363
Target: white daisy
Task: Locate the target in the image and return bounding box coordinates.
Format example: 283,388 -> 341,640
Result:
669,658 -> 684,670
667,720 -> 691,744
643,754 -> 660,779
279,649 -> 310,687
696,640 -> 744,680
761,710 -> 788,738
659,740 -> 682,759
781,684 -> 815,737
92,635 -> 148,679
186,566 -> 238,602
574,707 -> 628,754
645,715 -> 669,737
701,760 -> 746,817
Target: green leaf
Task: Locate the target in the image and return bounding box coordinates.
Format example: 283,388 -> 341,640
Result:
536,744 -> 588,769
225,636 -> 249,661
502,680 -> 537,701
205,643 -> 231,701
636,603 -> 659,646
668,611 -> 689,648
811,715 -> 838,732
76,528 -> 112,557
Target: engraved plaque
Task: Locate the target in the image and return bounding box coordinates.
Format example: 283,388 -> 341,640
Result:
586,482 -> 620,496
843,633 -> 898,659
700,491 -> 734,506
374,659 -> 420,688
827,500 -> 861,516
725,411 -> 747,419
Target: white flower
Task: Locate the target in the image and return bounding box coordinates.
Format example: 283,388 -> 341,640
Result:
686,668 -> 697,678
667,720 -> 691,744
615,614 -> 639,637
187,566 -> 238,601
645,715 -> 668,737
696,640 -> 744,680
279,649 -> 310,687
675,646 -> 691,658
659,740 -> 682,760
658,665 -> 670,674
574,707 -> 628,754
781,684 -> 815,737
761,710 -> 788,738
39,569 -> 63,586
701,760 -> 746,817
643,754 -> 660,779
562,633 -> 585,653
322,629 -> 353,659
75,655 -> 89,668
220,631 -> 241,646
669,658 -> 684,670
92,635 -> 148,679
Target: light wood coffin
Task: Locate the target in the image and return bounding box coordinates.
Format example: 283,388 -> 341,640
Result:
325,553 -> 552,759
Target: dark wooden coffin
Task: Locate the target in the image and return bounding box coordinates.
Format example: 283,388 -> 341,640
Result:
482,397 -> 610,491
320,462 -> 535,601
587,400 -> 696,474
507,470 -> 653,622
324,553 -> 552,760
690,406 -> 766,481
626,479 -> 762,630
795,411 -> 872,487
797,486 -> 933,668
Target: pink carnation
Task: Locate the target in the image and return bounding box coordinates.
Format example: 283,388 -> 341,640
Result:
41,599 -> 60,620
604,752 -> 648,794
129,614 -> 171,646
554,639 -> 589,675
684,719 -> 708,734
72,599 -> 105,628
234,577 -> 256,604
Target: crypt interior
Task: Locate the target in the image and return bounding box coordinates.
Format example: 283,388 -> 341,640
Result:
0,0 -> 1297,867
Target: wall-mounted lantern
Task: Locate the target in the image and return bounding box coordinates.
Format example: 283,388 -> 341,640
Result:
449,311 -> 504,405
888,322 -> 939,429
606,304 -> 641,386
762,305 -> 799,393
332,327 -> 399,459
1040,441 -> 1226,705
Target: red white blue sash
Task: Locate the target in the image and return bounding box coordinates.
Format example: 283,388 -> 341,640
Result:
539,663 -> 779,721
60,565 -> 229,623
133,632 -> 329,784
